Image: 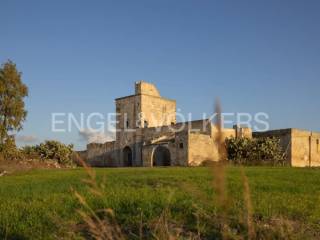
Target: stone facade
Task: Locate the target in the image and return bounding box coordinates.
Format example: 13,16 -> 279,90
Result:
82,81 -> 246,167
81,81 -> 319,167
253,129 -> 320,167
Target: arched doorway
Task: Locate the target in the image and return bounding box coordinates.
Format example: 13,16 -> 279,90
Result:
153,146 -> 171,166
123,146 -> 133,167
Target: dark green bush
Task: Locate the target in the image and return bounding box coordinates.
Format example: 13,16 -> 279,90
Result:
226,137 -> 286,166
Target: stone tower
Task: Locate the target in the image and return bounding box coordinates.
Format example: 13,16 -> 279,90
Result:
114,81 -> 176,166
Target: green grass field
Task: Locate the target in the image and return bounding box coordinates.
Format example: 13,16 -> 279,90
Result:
1,167 -> 320,239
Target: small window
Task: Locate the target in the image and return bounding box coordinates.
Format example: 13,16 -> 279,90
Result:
126,120 -> 129,128
144,120 -> 148,128
179,143 -> 184,149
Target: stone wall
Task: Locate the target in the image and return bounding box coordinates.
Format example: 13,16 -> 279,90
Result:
253,129 -> 292,164
291,129 -> 320,167
140,125 -> 187,167
83,80 -> 319,168
114,81 -> 176,166
135,81 -> 160,96
76,150 -> 87,160
210,125 -> 252,140
253,129 -> 320,167
140,94 -> 176,128
173,131 -> 189,166
188,132 -> 217,166
86,141 -> 116,167
115,95 -> 140,132
115,93 -> 140,166
84,119 -> 244,167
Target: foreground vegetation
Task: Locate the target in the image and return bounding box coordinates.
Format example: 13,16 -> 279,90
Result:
0,167 -> 320,239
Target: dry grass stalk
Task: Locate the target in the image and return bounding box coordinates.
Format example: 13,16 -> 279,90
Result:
240,167 -> 255,240
139,210 -> 143,240
212,99 -> 227,209
151,192 -> 178,240
152,207 -> 172,240
212,99 -> 228,209
211,99 -> 259,239
73,155 -> 124,240
213,98 -> 227,161
210,98 -> 229,238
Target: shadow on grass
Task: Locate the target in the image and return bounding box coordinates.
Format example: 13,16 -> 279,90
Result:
0,228 -> 28,240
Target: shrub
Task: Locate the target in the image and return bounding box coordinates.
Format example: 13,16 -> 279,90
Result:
0,136 -> 23,161
20,145 -> 39,159
22,140 -> 74,166
226,137 -> 286,165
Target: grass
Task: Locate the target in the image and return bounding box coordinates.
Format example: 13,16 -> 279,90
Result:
1,167 -> 320,239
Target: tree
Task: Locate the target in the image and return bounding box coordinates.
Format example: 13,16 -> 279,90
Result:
0,60 -> 28,145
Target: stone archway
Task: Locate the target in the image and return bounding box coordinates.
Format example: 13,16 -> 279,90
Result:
123,146 -> 133,167
153,146 -> 171,166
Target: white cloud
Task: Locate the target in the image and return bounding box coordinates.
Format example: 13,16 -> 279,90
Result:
79,129 -> 115,144
15,135 -> 38,143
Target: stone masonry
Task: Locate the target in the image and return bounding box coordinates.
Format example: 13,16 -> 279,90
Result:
81,81 -> 320,167
254,129 -> 320,167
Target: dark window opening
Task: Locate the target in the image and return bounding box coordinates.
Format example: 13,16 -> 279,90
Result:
126,120 -> 129,128
144,120 -> 148,128
179,143 -> 184,149
123,146 -> 133,167
153,146 -> 171,166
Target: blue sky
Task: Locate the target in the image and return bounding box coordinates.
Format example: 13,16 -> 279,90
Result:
1,0 -> 319,150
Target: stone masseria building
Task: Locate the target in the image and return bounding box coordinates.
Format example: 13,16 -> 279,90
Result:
81,81 -> 320,167
83,81 -> 251,167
